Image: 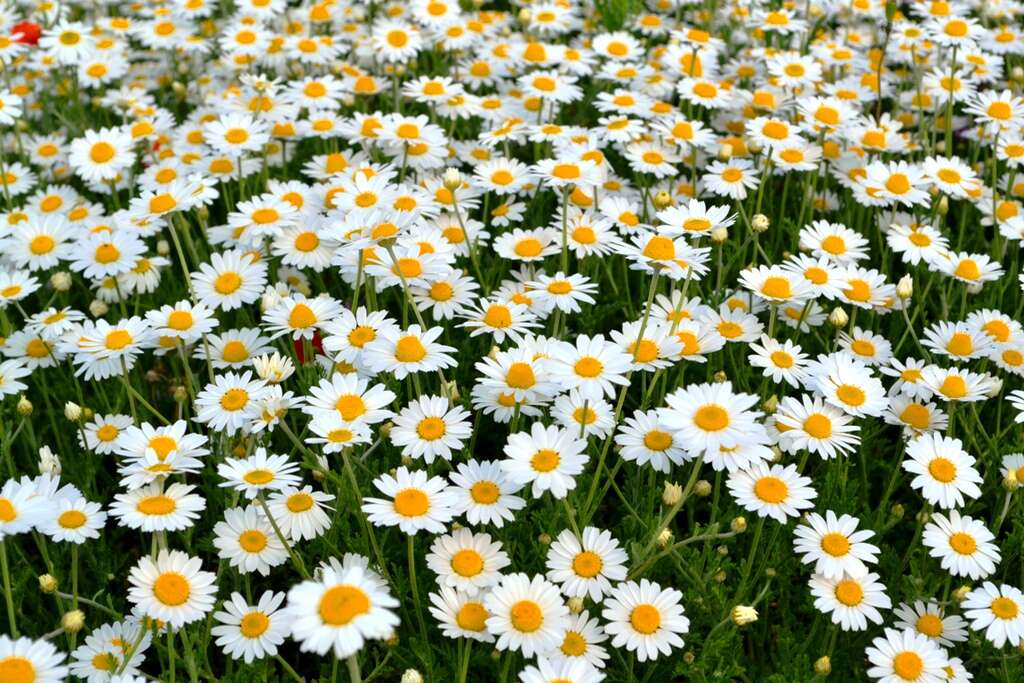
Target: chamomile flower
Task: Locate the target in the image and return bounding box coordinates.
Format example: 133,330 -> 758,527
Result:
601,579 -> 689,662
728,462 -> 817,523
211,591 -> 291,664
127,549 -> 217,628
110,483 -> 206,532
426,527 -> 510,596
546,527 -> 628,602
212,505 -> 288,576
922,511 -> 1000,579
502,423 -> 589,499
447,460 -> 527,528
810,571 -> 891,631
217,447 -> 301,500
893,601 -> 968,647
793,511 -> 879,579
362,467 -> 455,535
865,628 -> 950,682
390,395 -> 472,464
286,563 -> 400,658
266,487 -> 334,543
961,582 -> 1024,648
428,586 -> 494,642
903,433 -> 983,509
485,573 -> 570,658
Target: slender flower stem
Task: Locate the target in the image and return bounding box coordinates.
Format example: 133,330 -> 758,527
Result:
0,540 -> 17,637
256,494 -> 310,579
276,654 -> 305,683
346,654 -> 362,683
407,535 -> 429,644
736,516 -> 765,599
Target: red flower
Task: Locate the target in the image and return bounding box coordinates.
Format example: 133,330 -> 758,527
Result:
293,331 -> 324,364
11,22 -> 41,46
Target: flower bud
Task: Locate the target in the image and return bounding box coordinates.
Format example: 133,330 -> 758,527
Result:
1012,66 -> 1024,82
694,480 -> 712,497
953,585 -> 972,603
38,446 -> 60,476
157,240 -> 171,256
538,533 -> 552,546
652,191 -> 672,210
657,527 -> 673,547
937,195 -> 949,216
711,226 -> 728,243
17,396 -> 32,416
730,516 -> 747,533
39,574 -> 57,593
567,597 -> 585,614
891,502 -> 905,520
49,271 -> 71,292
713,370 -> 728,383
828,307 -> 849,327
731,605 -> 758,625
718,143 -> 733,160
442,167 -> 462,191
814,656 -> 832,676
64,402 -> 81,422
1003,469 -> 1019,491
662,481 -> 683,506
896,275 -> 913,299
401,670 -> 424,683
89,299 -> 109,317
378,421 -> 394,438
762,394 -> 779,413
62,609 -> 85,633
751,214 -> 770,233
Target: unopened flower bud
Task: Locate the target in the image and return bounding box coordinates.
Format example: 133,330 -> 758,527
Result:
953,585 -> 972,603
814,655 -> 831,676
937,195 -> 949,216
828,307 -> 849,327
39,574 -> 57,593
967,282 -> 983,295
714,569 -> 727,583
897,275 -> 913,299
38,446 -> 60,476
694,479 -> 712,497
770,445 -> 783,462
156,240 -> 171,256
64,402 -> 81,422
891,503 -> 905,520
987,377 -> 1003,398
567,597 -> 585,614
1003,470 -> 1019,491
62,609 -> 85,633
401,670 -> 424,683
442,167 -> 462,191
762,394 -> 779,413
49,271 -> 71,292
1012,66 -> 1024,82
731,516 -> 747,533
17,396 -> 32,416
731,605 -> 758,625
89,299 -> 109,317
172,385 -> 188,403
657,527 -> 674,547
751,214 -> 769,233
662,481 -> 683,506
518,8 -> 531,23
378,421 -> 393,438
713,370 -> 728,383
538,532 -> 552,546
652,191 -> 672,210
718,143 -> 733,160
711,226 -> 728,243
